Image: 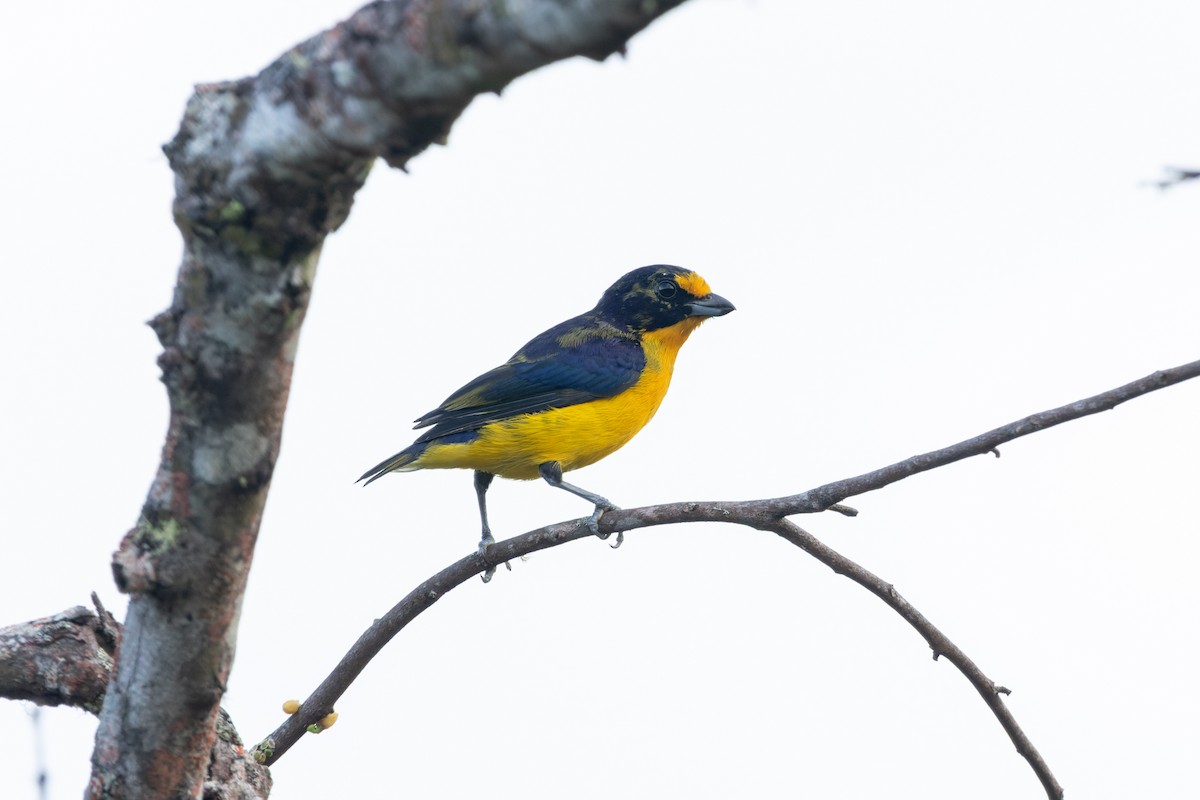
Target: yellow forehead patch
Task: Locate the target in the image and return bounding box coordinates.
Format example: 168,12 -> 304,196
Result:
676,271 -> 712,298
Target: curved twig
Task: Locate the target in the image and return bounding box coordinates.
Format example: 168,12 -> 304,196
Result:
257,358 -> 1200,797
765,518 -> 1061,799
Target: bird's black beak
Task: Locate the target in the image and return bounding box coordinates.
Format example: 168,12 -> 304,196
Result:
686,293 -> 736,318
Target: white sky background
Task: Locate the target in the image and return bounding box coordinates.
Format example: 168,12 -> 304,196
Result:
2,0 -> 1199,797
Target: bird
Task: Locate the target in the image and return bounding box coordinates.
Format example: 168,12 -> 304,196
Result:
358,265 -> 734,579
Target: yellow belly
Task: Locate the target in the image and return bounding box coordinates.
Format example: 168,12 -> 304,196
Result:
414,318 -> 703,479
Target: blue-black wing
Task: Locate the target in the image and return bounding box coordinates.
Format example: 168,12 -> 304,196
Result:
413,314 -> 645,443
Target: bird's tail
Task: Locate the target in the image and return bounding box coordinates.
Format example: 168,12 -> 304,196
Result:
357,444 -> 425,486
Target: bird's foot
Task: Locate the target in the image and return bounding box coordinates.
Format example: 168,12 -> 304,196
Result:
477,533 -> 511,584
586,502 -> 623,548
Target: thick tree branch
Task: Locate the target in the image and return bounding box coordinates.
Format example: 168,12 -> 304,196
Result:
91,2 -> 689,798
258,358 -> 1200,796
0,597 -> 117,713
205,709 -> 274,800
1,598 -> 272,799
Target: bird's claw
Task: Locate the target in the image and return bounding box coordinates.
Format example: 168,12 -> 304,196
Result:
585,505 -> 607,536
477,533 -> 511,584
586,503 -> 623,548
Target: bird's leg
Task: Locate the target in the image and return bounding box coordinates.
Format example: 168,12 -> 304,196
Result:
537,461 -> 623,547
474,471 -> 509,582
474,470 -> 495,547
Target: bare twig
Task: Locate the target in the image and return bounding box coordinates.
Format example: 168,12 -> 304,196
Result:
1149,166 -> 1200,190
258,358 -> 1200,798
750,358 -> 1200,519
764,518 -> 1062,800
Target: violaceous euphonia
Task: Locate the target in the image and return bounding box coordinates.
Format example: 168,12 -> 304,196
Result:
359,265 -> 734,576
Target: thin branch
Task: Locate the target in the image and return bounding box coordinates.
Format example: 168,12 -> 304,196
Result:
1149,166 -> 1200,190
255,521 -> 593,764
257,358 -> 1200,797
750,357 -> 1200,519
764,518 -> 1062,800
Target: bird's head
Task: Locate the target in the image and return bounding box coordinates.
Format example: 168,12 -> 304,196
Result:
596,265 -> 735,334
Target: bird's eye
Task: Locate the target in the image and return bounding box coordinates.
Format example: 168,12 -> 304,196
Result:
656,280 -> 678,299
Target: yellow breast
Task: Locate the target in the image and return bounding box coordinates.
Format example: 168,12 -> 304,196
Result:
416,316 -> 706,480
